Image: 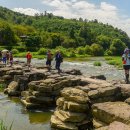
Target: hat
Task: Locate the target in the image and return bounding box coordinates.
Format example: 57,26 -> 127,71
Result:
124,48 -> 129,53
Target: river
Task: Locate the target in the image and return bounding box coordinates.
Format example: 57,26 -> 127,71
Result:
0,57 -> 124,130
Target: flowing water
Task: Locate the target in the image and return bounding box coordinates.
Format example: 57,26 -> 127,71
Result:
0,57 -> 124,130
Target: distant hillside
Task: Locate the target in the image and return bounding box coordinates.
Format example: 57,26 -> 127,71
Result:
0,6 -> 130,56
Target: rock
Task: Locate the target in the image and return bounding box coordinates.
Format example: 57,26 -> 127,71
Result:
7,81 -> 19,91
90,75 -> 106,80
81,78 -> 111,87
88,90 -> 99,99
92,102 -> 130,125
65,69 -> 82,75
28,72 -> 47,81
76,86 -> 90,93
51,115 -> 78,130
108,121 -> 130,130
26,96 -> 54,105
125,97 -> 130,104
56,97 -> 89,112
21,91 -> 31,98
98,86 -> 120,97
96,121 -> 130,130
96,126 -> 108,130
6,70 -> 23,75
120,84 -> 130,98
8,90 -> 21,96
14,75 -> 29,91
93,118 -> 107,129
21,99 -> 41,109
54,110 -> 86,123
61,88 -> 89,104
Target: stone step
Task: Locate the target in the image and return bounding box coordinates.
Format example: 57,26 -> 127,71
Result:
92,102 -> 130,125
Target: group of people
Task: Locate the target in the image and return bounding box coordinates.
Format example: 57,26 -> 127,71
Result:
46,50 -> 63,73
0,51 -> 13,66
1,48 -> 130,81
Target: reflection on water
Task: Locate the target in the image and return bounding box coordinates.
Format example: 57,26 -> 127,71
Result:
0,94 -> 52,130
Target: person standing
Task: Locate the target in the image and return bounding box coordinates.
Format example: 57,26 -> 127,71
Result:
9,51 -> 13,67
122,48 -> 130,83
26,51 -> 32,69
6,51 -> 9,64
2,52 -> 7,65
46,50 -> 53,71
55,51 -> 63,73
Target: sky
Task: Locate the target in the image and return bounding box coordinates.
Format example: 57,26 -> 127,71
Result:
0,0 -> 130,36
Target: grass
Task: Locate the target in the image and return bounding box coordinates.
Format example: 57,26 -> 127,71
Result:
105,56 -> 122,69
93,61 -> 102,66
0,84 -> 4,92
0,120 -> 13,130
13,52 -> 90,59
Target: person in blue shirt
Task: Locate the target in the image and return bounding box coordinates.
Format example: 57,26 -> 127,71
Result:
122,48 -> 130,83
55,50 -> 63,73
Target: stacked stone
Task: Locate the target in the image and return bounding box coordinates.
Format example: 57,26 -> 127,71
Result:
51,87 -> 93,130
4,69 -> 47,97
92,102 -> 130,129
21,76 -> 81,109
77,78 -> 121,104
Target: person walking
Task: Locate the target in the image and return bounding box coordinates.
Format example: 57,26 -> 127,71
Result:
55,51 -> 63,73
122,48 -> 130,83
46,50 -> 53,71
26,51 -> 32,69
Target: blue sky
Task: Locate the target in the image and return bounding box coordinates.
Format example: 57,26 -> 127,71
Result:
0,0 -> 130,36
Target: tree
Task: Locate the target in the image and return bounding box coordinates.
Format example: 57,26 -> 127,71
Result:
25,33 -> 42,51
91,43 -> 104,56
110,39 -> 126,55
0,22 -> 16,45
96,35 -> 111,50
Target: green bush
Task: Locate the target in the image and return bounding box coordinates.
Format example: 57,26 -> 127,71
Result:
77,47 -> 85,55
84,45 -> 92,55
11,49 -> 19,54
69,51 -> 76,57
93,61 -> 102,66
38,48 -> 47,55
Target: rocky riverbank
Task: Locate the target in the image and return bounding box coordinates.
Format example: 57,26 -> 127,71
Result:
1,61 -> 130,130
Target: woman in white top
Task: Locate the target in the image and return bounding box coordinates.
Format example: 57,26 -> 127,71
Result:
122,48 -> 130,83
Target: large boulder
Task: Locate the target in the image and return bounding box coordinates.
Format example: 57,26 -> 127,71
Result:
96,121 -> 130,130
61,88 -> 89,104
92,102 -> 130,125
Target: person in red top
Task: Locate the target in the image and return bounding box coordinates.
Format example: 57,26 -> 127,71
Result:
26,51 -> 32,69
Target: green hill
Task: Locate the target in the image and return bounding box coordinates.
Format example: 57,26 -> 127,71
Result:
0,6 -> 130,56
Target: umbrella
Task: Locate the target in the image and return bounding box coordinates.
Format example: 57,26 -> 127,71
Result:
1,49 -> 8,53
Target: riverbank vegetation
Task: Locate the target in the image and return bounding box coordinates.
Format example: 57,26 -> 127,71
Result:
0,6 -> 130,58
105,56 -> 122,68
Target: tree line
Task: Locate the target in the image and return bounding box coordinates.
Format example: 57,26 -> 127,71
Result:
0,6 -> 129,56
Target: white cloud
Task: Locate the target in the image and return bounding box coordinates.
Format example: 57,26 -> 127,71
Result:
13,8 -> 40,16
12,1 -> 130,36
41,0 -> 130,36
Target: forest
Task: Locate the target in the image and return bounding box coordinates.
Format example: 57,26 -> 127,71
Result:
0,6 -> 130,57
